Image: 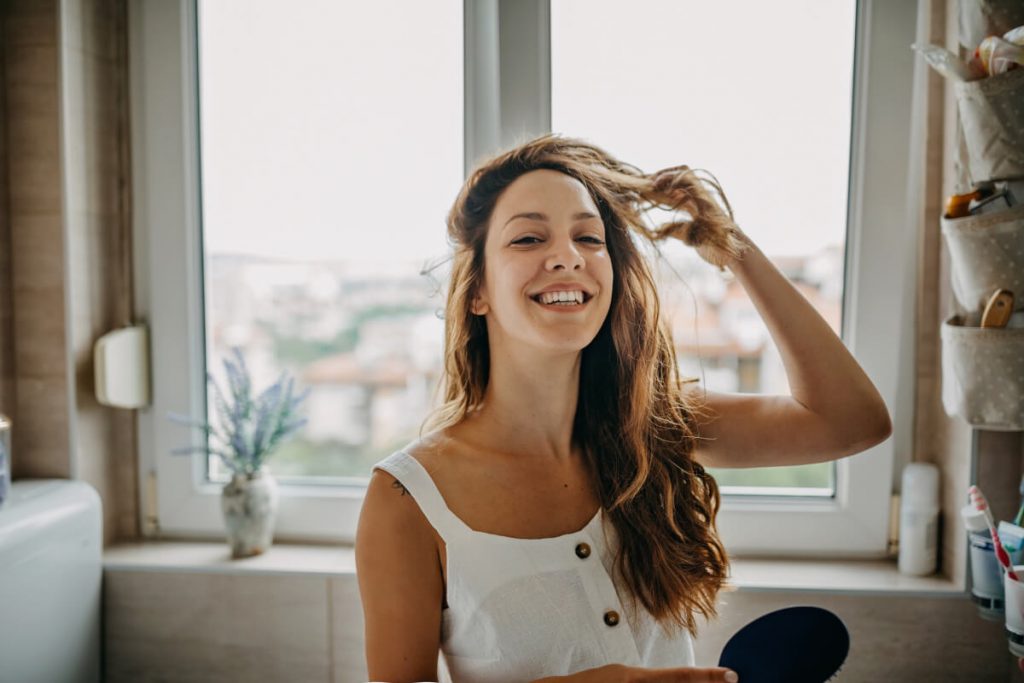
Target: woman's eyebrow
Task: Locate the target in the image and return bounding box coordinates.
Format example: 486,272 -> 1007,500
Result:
503,211 -> 600,228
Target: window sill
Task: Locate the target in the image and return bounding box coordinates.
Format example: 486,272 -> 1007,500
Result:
104,540 -> 356,577
725,557 -> 964,597
103,541 -> 965,597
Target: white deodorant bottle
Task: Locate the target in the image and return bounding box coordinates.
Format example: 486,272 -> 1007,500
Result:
898,462 -> 940,576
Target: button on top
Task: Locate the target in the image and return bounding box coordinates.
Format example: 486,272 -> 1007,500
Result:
603,610 -> 620,626
575,542 -> 591,559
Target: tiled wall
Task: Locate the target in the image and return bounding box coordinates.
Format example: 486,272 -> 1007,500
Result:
0,4 -> 12,422
0,0 -> 138,543
3,0 -> 71,478
105,571 -> 369,683
103,569 -> 1017,682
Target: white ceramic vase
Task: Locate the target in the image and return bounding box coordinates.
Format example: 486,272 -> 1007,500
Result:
220,466 -> 280,558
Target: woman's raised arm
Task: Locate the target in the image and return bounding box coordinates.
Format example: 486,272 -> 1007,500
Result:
685,235 -> 892,469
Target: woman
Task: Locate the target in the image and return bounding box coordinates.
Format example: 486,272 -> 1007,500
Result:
355,134 -> 891,682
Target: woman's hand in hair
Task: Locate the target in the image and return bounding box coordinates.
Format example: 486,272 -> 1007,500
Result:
531,663 -> 739,683
646,168 -> 752,272
692,226 -> 754,271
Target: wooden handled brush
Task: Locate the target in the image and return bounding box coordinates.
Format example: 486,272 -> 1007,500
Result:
980,289 -> 1014,329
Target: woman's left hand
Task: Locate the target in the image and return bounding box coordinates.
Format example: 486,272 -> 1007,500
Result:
694,226 -> 753,271
648,168 -> 752,272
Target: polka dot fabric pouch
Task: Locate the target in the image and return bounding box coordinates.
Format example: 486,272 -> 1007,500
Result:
940,203 -> 1024,315
942,313 -> 1024,430
939,197 -> 1024,429
954,67 -> 1024,183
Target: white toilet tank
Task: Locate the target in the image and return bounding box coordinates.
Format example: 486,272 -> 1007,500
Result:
0,480 -> 102,683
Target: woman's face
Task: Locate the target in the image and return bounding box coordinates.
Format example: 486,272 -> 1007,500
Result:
472,169 -> 614,355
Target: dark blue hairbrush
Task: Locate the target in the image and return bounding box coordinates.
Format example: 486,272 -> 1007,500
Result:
717,606 -> 849,683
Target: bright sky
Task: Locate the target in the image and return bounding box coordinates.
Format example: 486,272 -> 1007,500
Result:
198,0 -> 855,265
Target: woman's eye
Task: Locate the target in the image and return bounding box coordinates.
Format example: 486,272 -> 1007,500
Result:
509,235 -> 602,245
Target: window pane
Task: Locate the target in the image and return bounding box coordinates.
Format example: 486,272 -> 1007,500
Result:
551,0 -> 856,496
197,0 -> 462,482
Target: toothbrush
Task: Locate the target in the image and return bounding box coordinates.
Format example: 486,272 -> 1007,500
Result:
969,485 -> 1020,582
1015,474 -> 1024,527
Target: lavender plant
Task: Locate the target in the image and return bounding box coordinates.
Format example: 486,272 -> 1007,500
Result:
168,347 -> 311,477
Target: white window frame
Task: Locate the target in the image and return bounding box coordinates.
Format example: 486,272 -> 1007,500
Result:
131,0 -> 916,556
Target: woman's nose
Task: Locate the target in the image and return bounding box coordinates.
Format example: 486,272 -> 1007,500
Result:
545,238 -> 584,271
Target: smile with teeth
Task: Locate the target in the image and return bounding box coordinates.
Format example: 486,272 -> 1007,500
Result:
531,290 -> 590,306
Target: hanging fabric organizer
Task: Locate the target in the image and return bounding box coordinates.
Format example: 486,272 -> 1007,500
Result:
940,204 -> 1024,314
942,315 -> 1024,431
939,20 -> 1024,433
954,67 -> 1024,183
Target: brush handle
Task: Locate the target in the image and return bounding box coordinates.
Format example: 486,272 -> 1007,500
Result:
995,530 -> 1021,582
970,486 -> 1021,582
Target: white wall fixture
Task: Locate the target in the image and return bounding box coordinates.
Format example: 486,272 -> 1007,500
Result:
94,324 -> 151,409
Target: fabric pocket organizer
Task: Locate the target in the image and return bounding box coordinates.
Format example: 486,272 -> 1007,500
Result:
940,202 -> 1024,313
954,67 -> 1024,183
940,197 -> 1024,431
958,0 -> 1024,52
941,313 -> 1024,431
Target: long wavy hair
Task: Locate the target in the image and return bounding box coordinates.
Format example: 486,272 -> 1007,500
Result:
420,133 -> 750,636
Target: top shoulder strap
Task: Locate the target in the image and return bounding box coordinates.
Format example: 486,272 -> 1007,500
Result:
371,449 -> 469,542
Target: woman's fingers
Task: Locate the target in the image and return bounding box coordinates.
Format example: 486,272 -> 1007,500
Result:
639,666 -> 738,683
571,663 -> 739,683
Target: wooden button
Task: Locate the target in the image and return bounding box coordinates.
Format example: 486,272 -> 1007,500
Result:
603,610 -> 620,626
575,542 -> 591,559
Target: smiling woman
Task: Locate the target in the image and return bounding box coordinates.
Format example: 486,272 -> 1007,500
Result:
355,133 -> 889,682
469,169 -> 614,353
111,0 -> 932,676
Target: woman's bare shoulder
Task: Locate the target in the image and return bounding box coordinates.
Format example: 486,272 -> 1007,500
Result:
403,427 -> 469,472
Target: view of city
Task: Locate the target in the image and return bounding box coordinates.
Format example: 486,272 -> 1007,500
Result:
203,243 -> 842,493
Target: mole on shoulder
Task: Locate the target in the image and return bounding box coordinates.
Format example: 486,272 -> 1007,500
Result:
391,480 -> 410,497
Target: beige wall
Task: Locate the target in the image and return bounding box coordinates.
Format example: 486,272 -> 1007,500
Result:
914,0 -> 972,589
0,4 -> 12,422
0,0 -> 138,543
4,0 -> 70,479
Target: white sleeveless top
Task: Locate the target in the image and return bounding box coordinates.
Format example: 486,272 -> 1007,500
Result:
370,445 -> 696,682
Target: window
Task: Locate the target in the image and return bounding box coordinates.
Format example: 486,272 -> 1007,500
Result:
196,0 -> 462,483
550,0 -> 855,497
131,0 -> 917,554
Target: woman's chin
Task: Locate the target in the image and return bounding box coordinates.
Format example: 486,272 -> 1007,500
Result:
529,329 -> 601,354
489,312 -> 605,355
